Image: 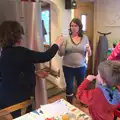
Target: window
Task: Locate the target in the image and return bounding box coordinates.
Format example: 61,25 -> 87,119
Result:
81,14 -> 87,31
41,10 -> 50,45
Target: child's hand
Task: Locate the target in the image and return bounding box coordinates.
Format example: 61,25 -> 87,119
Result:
86,75 -> 96,82
36,70 -> 49,78
39,71 -> 49,78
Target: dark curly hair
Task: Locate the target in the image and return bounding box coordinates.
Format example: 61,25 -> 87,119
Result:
0,21 -> 24,48
69,18 -> 83,37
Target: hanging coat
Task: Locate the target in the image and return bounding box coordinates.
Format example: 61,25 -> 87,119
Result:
94,35 -> 108,75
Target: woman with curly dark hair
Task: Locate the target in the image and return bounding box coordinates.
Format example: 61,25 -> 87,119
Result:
58,18 -> 92,104
0,21 -> 63,118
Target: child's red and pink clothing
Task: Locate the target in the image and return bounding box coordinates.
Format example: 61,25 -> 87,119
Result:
76,42 -> 120,119
107,42 -> 120,60
76,79 -> 120,120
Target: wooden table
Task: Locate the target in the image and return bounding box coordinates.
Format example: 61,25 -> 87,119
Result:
14,99 -> 91,120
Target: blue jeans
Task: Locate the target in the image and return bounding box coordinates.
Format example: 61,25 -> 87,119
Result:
63,66 -> 86,96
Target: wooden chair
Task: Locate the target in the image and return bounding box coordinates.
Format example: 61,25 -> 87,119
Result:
0,97 -> 35,119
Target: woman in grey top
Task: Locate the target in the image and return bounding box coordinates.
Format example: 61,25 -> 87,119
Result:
58,18 -> 91,104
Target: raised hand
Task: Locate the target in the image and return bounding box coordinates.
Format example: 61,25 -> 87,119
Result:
86,75 -> 96,82
55,35 -> 64,48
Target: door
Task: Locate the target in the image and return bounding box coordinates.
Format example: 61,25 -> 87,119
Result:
74,1 -> 94,74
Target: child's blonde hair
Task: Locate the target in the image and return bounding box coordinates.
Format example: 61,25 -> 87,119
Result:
98,60 -> 120,87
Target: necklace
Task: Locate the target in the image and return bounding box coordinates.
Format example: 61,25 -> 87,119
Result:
70,36 -> 81,45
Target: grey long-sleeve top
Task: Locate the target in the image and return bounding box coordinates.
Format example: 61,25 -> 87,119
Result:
58,35 -> 89,68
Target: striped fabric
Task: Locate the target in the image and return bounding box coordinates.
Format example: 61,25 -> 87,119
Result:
107,42 -> 120,60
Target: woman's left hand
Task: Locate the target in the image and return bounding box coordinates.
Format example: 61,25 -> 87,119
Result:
86,44 -> 92,56
86,44 -> 90,52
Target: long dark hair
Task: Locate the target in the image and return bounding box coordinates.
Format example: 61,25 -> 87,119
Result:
69,18 -> 83,37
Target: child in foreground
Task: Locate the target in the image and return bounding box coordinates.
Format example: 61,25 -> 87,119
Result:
76,60 -> 120,120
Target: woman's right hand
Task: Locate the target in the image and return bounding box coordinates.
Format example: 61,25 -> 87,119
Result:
55,35 -> 64,48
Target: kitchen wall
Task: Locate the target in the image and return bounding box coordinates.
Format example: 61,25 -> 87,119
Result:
92,0 -> 120,71
94,0 -> 120,47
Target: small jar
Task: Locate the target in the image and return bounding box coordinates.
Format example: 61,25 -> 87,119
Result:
62,113 -> 76,120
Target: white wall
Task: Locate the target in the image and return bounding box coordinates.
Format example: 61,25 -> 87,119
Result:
43,0 -> 72,88
50,0 -> 71,69
92,0 -> 120,70
94,0 -> 120,48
